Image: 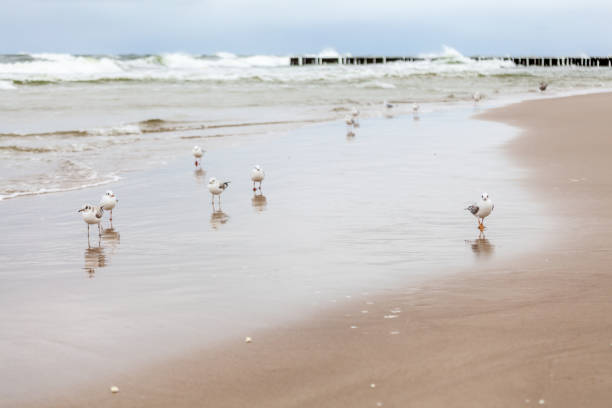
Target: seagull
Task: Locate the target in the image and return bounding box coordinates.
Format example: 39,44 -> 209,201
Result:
208,177 -> 230,204
100,190 -> 117,222
539,81 -> 548,92
78,204 -> 104,237
412,103 -> 420,113
345,115 -> 355,135
250,165 -> 265,191
384,100 -> 394,109
193,146 -> 204,168
466,192 -> 494,231
351,107 -> 360,126
472,92 -> 482,103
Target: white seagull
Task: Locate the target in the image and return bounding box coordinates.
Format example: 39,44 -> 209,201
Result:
250,165 -> 265,191
412,103 -> 420,113
100,190 -> 118,222
208,177 -> 230,204
344,115 -> 355,126
466,192 -> 494,231
193,146 -> 204,168
351,107 -> 360,126
539,81 -> 548,92
78,204 -> 104,237
472,92 -> 482,103
384,100 -> 394,110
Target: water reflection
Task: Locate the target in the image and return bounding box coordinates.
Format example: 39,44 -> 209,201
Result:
251,193 -> 267,212
465,233 -> 495,259
346,130 -> 356,140
210,208 -> 229,229
83,227 -> 120,277
193,168 -> 206,184
83,245 -> 106,278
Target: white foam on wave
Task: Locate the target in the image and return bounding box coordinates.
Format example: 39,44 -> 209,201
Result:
0,47 -> 558,84
357,81 -> 396,89
0,80 -> 15,90
88,124 -> 142,136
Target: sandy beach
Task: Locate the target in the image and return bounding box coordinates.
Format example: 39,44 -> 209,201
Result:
2,92 -> 610,407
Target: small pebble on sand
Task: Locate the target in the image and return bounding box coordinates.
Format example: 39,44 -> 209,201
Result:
245,337 -> 252,343
538,399 -> 545,405
361,310 -> 369,314
370,383 -> 376,388
350,325 -> 359,329
383,315 -> 398,319
110,386 -> 119,394
376,402 -> 383,407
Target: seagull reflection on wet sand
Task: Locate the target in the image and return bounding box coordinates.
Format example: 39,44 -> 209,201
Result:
193,168 -> 206,184
251,193 -> 267,212
465,233 -> 495,258
83,226 -> 120,277
210,206 -> 229,229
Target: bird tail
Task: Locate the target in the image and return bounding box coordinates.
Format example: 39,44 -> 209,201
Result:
221,181 -> 231,189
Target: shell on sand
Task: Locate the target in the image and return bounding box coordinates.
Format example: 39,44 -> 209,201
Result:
110,386 -> 119,393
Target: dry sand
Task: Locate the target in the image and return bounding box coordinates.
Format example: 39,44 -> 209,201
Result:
33,93 -> 612,407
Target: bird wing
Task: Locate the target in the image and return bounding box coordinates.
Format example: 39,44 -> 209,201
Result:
221,181 -> 231,189
95,207 -> 104,218
466,204 -> 479,215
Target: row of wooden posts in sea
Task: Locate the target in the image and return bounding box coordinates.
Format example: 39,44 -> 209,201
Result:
289,56 -> 612,67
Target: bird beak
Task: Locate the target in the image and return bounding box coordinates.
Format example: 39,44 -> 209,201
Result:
78,209 -> 83,212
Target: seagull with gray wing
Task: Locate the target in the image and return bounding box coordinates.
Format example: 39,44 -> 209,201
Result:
466,192 -> 494,231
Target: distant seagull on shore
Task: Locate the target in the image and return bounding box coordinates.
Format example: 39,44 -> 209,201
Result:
466,192 -> 494,231
345,115 -> 356,135
250,165 -> 265,191
384,100 -> 394,110
193,146 -> 204,168
351,107 -> 360,127
78,204 -> 104,237
472,92 -> 482,103
412,103 -> 420,113
539,81 -> 548,92
208,177 -> 230,204
100,190 -> 118,222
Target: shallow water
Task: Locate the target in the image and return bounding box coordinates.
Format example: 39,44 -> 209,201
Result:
2,50 -> 612,199
0,108 -> 557,404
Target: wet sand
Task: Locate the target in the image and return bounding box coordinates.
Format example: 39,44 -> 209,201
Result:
6,94 -> 612,407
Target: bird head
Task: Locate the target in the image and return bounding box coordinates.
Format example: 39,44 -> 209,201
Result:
78,204 -> 90,213
254,165 -> 261,171
481,192 -> 489,201
208,177 -> 217,185
105,190 -> 115,198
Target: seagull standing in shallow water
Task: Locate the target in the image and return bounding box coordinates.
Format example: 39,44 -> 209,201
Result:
539,81 -> 548,92
208,177 -> 230,205
466,192 -> 494,231
472,92 -> 482,103
412,103 -> 420,113
250,165 -> 265,191
100,190 -> 117,222
78,204 -> 104,237
193,146 -> 204,168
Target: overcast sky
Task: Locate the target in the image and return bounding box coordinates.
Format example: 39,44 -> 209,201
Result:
2,0 -> 611,55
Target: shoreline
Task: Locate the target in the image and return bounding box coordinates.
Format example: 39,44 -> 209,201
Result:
63,94 -> 612,407
3,86 -> 611,203
9,92 -> 612,407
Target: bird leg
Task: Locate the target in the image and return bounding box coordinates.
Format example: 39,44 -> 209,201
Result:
253,181 -> 256,192
110,209 -> 113,222
478,219 -> 485,231
98,223 -> 102,236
